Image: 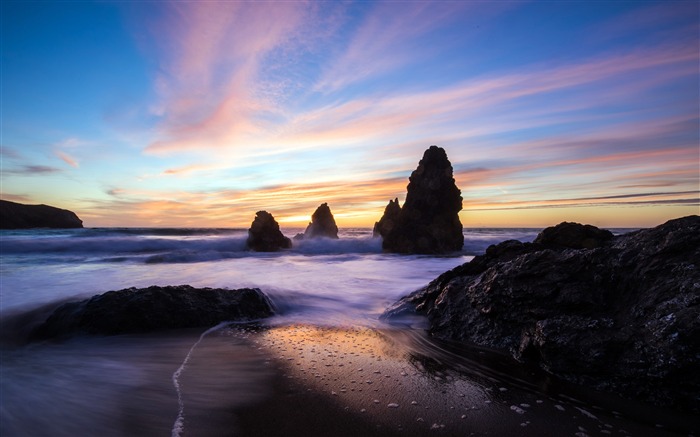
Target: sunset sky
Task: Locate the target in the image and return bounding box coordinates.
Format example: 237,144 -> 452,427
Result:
1,1 -> 698,228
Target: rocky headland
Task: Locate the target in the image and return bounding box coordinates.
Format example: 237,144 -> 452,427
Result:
383,216 -> 700,411
246,210 -> 292,251
31,285 -> 274,340
0,199 -> 83,229
375,146 -> 463,254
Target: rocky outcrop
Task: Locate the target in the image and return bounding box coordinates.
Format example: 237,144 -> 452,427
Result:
246,211 -> 292,251
301,203 -> 339,239
533,221 -> 613,249
377,146 -> 463,254
383,217 -> 700,411
372,198 -> 401,238
0,200 -> 83,229
31,285 -> 274,339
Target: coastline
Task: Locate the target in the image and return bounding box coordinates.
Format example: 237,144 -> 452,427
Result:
227,324 -> 692,437
3,222 -> 698,436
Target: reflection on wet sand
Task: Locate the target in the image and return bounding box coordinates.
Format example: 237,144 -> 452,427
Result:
234,325 -> 687,437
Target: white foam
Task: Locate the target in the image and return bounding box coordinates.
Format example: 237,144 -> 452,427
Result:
171,322 -> 230,437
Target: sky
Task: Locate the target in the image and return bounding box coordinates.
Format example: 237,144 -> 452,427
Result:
1,0 -> 698,228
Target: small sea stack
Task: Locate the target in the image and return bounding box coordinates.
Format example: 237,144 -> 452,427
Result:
372,198 -> 401,238
376,146 -> 463,254
301,203 -> 339,239
246,211 -> 292,251
0,200 -> 83,229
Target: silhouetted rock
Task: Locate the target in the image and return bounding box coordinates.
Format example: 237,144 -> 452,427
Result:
302,203 -> 339,239
246,211 -> 292,251
383,216 -> 700,411
373,198 -> 401,238
31,285 -> 274,339
534,221 -> 613,249
379,146 -> 463,253
0,200 -> 83,229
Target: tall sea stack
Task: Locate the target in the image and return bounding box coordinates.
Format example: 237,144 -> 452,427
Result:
377,146 -> 463,254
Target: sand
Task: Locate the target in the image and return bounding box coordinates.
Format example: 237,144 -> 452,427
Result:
224,325 -> 689,437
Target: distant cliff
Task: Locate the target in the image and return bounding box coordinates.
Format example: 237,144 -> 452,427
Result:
0,200 -> 83,229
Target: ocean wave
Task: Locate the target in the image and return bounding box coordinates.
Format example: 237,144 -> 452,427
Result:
1,236 -> 248,255
0,227 -> 545,264
0,233 -> 384,264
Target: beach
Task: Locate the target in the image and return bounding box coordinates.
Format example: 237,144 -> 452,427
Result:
1,227 -> 697,436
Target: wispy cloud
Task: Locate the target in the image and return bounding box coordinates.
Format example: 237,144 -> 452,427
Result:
143,1 -> 316,157
4,165 -> 62,175
313,1 -> 483,93
0,193 -> 32,203
55,151 -> 79,168
469,191 -> 699,212
0,146 -> 21,159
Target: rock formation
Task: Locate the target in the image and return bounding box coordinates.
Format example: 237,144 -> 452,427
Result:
246,211 -> 292,251
31,285 -> 274,339
383,217 -> 700,411
533,221 -> 613,248
301,203 -> 339,239
0,200 -> 83,229
372,198 -> 401,238
376,146 -> 463,254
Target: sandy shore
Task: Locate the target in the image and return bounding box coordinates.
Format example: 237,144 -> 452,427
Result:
224,325 -> 690,437
3,323 -> 695,436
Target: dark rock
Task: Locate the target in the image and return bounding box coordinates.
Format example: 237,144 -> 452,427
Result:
302,203 -> 339,239
534,221 -> 613,249
373,198 -> 401,238
31,285 -> 274,339
246,211 -> 292,251
0,200 -> 83,229
383,216 -> 700,411
378,146 -> 463,254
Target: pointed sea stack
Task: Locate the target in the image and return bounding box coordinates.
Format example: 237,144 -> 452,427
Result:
246,211 -> 292,251
303,203 -> 339,239
379,146 -> 463,254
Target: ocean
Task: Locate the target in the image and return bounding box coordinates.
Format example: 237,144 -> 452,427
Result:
1,227 -> 695,436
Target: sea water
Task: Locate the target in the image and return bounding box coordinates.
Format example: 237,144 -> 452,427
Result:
2,227 -> 694,436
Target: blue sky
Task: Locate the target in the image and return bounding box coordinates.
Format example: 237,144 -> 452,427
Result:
1,1 -> 698,227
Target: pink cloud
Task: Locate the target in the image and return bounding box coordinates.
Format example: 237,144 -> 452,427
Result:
56,151 -> 79,168
144,1 -> 314,156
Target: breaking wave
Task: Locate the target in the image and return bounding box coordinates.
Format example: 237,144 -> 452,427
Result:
0,227 -> 545,265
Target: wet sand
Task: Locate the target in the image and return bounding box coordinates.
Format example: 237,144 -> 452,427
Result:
3,324 -> 697,436
227,325 -> 695,437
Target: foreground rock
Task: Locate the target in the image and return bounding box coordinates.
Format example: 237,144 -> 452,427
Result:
246,211 -> 292,251
301,203 -> 339,239
383,217 -> 700,411
376,146 -> 463,253
0,200 -> 83,229
31,285 -> 274,339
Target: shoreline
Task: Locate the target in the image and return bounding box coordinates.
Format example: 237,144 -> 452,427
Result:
226,324 -> 692,437
2,322 -> 696,436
